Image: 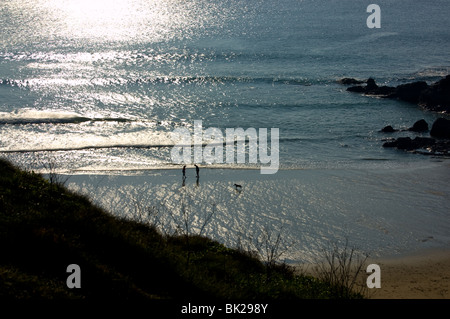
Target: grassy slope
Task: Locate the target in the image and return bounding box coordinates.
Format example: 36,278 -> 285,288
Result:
0,158 -> 357,301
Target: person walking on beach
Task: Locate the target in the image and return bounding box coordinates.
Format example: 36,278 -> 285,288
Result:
182,165 -> 186,178
195,164 -> 199,178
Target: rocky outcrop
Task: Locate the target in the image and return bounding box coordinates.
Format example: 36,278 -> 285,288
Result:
340,75 -> 450,113
337,78 -> 366,85
382,136 -> 450,155
346,78 -> 396,96
383,137 -> 436,151
390,138 -> 450,155
419,76 -> 450,113
382,118 -> 450,155
339,75 -> 450,154
392,81 -> 429,104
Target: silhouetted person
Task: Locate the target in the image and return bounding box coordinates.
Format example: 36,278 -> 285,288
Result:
195,164 -> 199,178
181,165 -> 186,187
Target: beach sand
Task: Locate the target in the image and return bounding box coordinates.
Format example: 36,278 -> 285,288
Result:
368,248 -> 450,299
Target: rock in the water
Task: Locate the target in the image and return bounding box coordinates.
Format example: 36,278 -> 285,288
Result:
430,118 -> 450,138
383,137 -> 413,150
382,118 -> 450,155
337,78 -> 366,85
412,137 -> 436,149
390,81 -> 429,104
347,85 -> 366,93
375,86 -> 396,96
380,125 -> 397,133
346,78 -> 396,95
419,75 -> 450,112
366,78 -> 378,91
343,75 -> 450,112
408,119 -> 428,132
383,137 -> 436,150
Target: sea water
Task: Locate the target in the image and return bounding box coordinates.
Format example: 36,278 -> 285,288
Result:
1,0 -> 450,261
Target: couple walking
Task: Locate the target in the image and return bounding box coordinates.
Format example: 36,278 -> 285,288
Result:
182,164 -> 199,178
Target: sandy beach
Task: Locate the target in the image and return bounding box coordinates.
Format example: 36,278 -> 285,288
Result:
368,248 -> 450,299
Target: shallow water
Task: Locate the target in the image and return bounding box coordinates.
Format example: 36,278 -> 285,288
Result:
1,0 -> 450,171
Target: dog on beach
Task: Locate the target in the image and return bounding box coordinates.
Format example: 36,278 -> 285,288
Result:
234,183 -> 242,191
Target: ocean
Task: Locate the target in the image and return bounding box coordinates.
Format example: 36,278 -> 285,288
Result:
1,0 -> 450,262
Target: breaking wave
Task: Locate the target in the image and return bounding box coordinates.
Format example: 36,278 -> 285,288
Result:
0,109 -> 133,125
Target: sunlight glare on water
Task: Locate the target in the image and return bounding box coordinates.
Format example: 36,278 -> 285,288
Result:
29,0 -> 219,43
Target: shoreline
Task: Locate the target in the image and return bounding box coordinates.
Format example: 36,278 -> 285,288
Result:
53,156 -> 449,176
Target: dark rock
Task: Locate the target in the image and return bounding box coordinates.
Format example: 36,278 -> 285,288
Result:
382,141 -> 396,148
346,78 -> 396,96
376,86 -> 396,96
366,78 -> 378,91
380,125 -> 397,133
430,118 -> 450,138
394,137 -> 413,150
412,137 -> 436,149
408,119 -> 428,132
347,85 -> 366,93
389,81 -> 429,104
338,78 -> 366,85
382,119 -> 450,155
342,75 -> 450,113
383,137 -> 411,149
419,75 -> 450,112
383,137 -> 436,150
